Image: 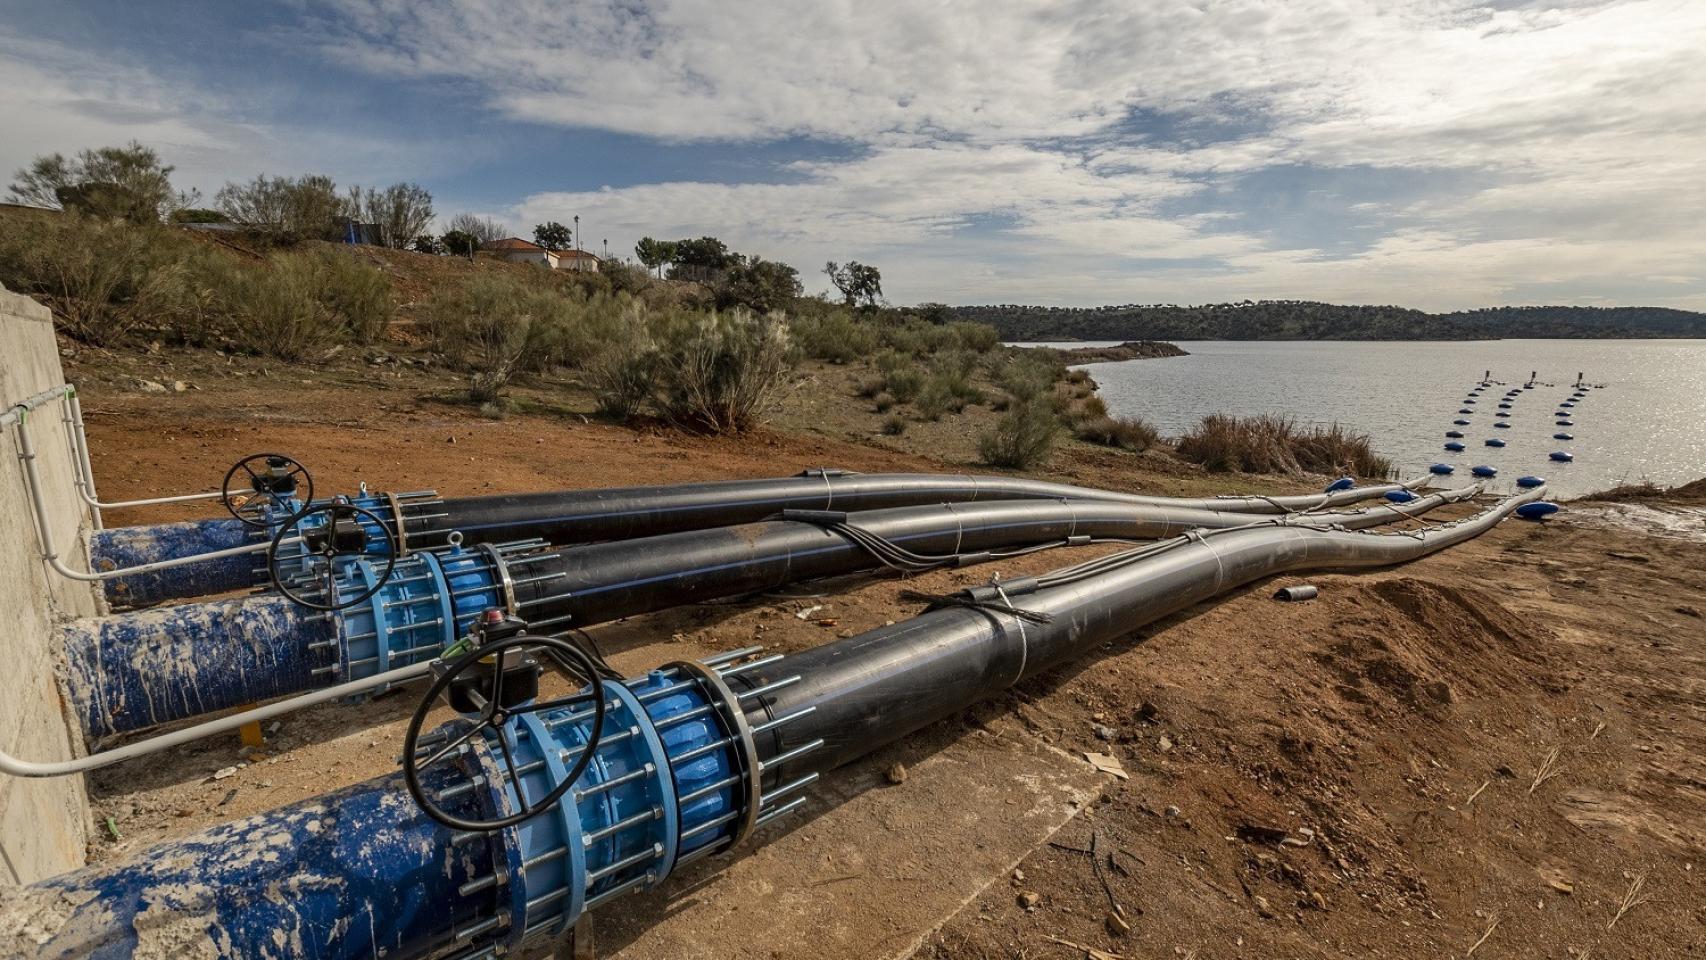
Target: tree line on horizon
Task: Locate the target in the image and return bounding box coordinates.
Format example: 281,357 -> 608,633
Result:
952,300 -> 1706,340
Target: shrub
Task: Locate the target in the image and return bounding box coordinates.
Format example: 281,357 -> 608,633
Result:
306,248 -> 392,344
0,214 -> 195,345
948,320 -> 1000,353
872,392 -> 896,413
1076,395 -> 1109,421
1065,368 -> 1091,384
881,414 -> 907,436
1175,414 -> 1390,476
995,353 -> 1062,401
420,274 -> 567,400
650,308 -> 796,433
914,376 -> 953,421
584,334 -> 657,420
792,309 -> 879,363
875,351 -> 926,402
978,394 -> 1061,469
1074,415 -> 1160,452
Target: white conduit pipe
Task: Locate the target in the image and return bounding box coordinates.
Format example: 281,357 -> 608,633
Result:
10,404 -> 290,582
60,391 -> 229,520
0,662 -> 434,778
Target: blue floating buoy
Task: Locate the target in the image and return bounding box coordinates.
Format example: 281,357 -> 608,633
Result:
1444,441 -> 1465,451
1454,419 -> 1471,426
1515,501 -> 1561,522
1516,475 -> 1546,488
1385,490 -> 1418,503
1553,432 -> 1573,440
1522,384 -> 1533,390
1429,463 -> 1455,475
1561,401 -> 1575,407
1556,419 -> 1574,427
1459,408 -> 1474,414
1465,398 -> 1478,404
1494,421 -> 1511,428
1549,451 -> 1574,462
1496,411 -> 1511,418
1472,465 -> 1498,477
1446,430 -> 1465,438
1485,438 -> 1507,447
1498,402 -> 1512,409
1325,477 -> 1356,492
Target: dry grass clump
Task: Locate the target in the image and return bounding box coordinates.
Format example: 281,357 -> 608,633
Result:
1074,415 -> 1161,452
1176,413 -> 1391,477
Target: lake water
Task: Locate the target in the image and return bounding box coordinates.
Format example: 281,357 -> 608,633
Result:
1014,339 -> 1706,499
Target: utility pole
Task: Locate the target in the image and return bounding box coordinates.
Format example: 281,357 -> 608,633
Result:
574,215 -> 580,252
602,238 -> 608,259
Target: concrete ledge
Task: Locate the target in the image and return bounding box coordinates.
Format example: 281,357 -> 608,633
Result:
0,282 -> 96,884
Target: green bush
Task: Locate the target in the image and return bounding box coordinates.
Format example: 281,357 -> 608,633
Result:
978,394 -> 1061,469
881,414 -> 907,436
948,320 -> 1000,353
914,376 -> 952,421
302,248 -> 393,345
872,392 -> 896,413
874,350 -> 925,402
0,213 -> 196,345
995,353 -> 1063,401
420,274 -> 567,400
1076,395 -> 1109,421
650,308 -> 796,433
584,334 -> 657,419
792,309 -> 879,363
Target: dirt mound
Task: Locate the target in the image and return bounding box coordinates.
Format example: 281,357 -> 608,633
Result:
1310,577 -> 1553,716
1580,475 -> 1706,505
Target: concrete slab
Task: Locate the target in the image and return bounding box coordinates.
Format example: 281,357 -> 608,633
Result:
595,716 -> 1108,960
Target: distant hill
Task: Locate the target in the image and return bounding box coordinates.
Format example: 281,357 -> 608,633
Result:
951,301 -> 1706,341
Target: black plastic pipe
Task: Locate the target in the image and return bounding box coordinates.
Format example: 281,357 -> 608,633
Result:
59,490 -> 1467,740
735,489 -> 1540,780
401,471 -> 1419,547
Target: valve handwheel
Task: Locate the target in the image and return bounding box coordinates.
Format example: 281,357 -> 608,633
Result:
402,633 -> 608,831
267,501 -> 398,611
222,453 -> 313,527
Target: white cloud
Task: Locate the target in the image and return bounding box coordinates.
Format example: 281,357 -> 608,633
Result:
303,0 -> 1706,309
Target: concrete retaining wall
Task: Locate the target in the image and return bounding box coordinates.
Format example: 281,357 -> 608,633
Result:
0,282 -> 97,884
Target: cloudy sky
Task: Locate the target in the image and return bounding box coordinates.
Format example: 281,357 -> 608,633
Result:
3,0 -> 1703,309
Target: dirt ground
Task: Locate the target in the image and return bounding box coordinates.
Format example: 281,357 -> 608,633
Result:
63,355 -> 1706,959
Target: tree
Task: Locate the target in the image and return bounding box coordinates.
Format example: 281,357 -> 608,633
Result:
215,174 -> 344,240
717,257 -> 802,313
347,182 -> 435,248
8,141 -> 196,223
668,236 -> 735,282
411,234 -> 445,255
533,221 -> 572,250
446,213 -> 508,246
441,230 -> 479,258
634,237 -> 677,277
825,260 -> 883,308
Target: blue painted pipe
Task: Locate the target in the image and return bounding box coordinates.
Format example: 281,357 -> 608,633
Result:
60,596 -> 337,740
19,668 -> 744,959
90,518 -> 262,608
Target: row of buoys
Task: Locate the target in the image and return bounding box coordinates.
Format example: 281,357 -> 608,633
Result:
1431,372 -> 1593,490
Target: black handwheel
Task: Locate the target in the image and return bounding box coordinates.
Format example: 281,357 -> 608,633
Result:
403,634 -> 608,831
268,501 -> 397,611
223,453 -> 313,527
